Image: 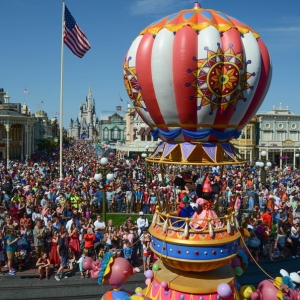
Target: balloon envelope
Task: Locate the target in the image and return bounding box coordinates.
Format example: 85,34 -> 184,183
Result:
123,3 -> 271,142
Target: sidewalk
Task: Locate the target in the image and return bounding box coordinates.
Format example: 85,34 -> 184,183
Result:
0,273 -> 147,300
0,264 -> 76,278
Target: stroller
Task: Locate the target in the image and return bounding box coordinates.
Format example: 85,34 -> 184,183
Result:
15,233 -> 31,271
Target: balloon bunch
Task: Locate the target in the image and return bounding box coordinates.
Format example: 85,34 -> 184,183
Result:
229,248 -> 249,279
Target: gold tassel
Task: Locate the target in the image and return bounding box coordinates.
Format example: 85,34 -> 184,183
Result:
184,221 -> 189,238
209,221 -> 214,237
162,219 -> 168,233
151,213 -> 157,226
227,218 -> 231,234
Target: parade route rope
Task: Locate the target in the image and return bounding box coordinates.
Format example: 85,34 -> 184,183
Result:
237,227 -> 280,283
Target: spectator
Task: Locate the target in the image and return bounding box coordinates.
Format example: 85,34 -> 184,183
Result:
6,229 -> 19,275
83,228 -> 96,259
55,230 -> 69,281
123,240 -> 132,263
261,208 -> 272,228
142,240 -> 151,271
36,252 -> 50,280
137,212 -> 148,236
33,220 -> 45,259
93,214 -> 105,239
290,220 -> 300,258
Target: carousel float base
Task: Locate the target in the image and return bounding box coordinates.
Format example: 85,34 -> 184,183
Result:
144,261 -> 236,299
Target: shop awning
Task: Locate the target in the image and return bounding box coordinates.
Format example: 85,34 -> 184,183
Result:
143,127 -> 151,135
137,127 -> 145,135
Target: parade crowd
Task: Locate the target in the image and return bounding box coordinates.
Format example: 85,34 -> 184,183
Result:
0,140 -> 299,280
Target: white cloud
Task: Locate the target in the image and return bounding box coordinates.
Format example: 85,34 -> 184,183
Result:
129,0 -> 193,16
259,26 -> 300,33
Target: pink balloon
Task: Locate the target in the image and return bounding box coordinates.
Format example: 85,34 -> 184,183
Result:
82,257 -> 94,271
90,269 -> 100,279
161,281 -> 168,289
137,292 -> 143,296
145,278 -> 151,286
92,259 -> 101,271
250,291 -> 260,300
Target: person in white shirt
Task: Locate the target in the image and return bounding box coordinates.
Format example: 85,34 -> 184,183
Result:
66,216 -> 81,231
136,212 -> 148,235
93,215 -> 106,231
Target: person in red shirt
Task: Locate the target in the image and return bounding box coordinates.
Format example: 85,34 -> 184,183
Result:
83,228 -> 96,258
9,201 -> 19,221
261,208 -> 272,228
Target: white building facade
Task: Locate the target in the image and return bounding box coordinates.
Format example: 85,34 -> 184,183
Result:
257,104 -> 300,168
115,104 -> 160,157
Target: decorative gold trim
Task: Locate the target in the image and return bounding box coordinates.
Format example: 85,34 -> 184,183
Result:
149,228 -> 240,245
146,142 -> 247,166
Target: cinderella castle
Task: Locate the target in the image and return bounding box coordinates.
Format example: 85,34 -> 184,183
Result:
68,87 -> 100,140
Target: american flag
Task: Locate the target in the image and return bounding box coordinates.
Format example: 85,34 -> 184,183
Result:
24,89 -> 29,94
64,5 -> 91,58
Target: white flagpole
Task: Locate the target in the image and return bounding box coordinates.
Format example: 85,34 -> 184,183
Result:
59,1 -> 65,178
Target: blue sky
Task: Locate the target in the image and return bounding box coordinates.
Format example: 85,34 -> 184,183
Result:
1,0 -> 299,127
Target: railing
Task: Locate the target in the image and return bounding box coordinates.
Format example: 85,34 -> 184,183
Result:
151,209 -> 239,238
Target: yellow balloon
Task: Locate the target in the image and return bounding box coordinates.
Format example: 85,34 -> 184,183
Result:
135,287 -> 143,294
240,285 -> 255,298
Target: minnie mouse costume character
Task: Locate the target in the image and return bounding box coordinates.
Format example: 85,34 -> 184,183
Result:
190,175 -> 221,229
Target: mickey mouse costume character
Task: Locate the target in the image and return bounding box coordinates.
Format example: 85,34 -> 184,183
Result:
175,172 -> 197,216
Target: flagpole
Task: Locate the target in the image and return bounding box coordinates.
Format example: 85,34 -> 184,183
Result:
59,1 -> 65,178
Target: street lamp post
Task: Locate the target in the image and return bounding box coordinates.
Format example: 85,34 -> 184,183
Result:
5,124 -> 10,168
141,152 -> 147,182
145,144 -> 150,183
260,151 -> 267,186
94,157 -> 113,224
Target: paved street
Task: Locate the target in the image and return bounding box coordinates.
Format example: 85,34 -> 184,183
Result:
0,257 -> 298,300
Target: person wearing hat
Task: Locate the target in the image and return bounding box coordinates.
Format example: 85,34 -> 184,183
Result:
177,195 -> 194,227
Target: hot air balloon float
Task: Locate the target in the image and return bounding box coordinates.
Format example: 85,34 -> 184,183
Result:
116,1 -> 277,299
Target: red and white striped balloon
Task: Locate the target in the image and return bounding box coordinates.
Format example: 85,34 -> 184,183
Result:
123,2 -> 272,142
